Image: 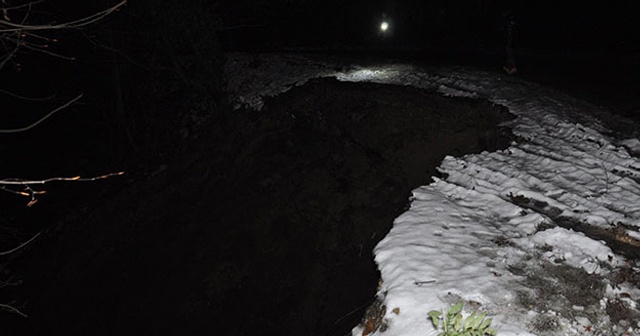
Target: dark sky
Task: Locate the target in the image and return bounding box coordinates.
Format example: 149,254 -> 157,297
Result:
219,0 -> 639,53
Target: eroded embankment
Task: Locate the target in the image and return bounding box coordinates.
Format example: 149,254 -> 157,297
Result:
3,78 -> 515,336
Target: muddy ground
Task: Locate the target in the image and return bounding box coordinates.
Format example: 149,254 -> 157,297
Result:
0,77 -> 515,335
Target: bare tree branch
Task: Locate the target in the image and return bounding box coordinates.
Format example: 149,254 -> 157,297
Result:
0,275 -> 22,290
0,303 -> 27,317
0,171 -> 124,185
0,171 -> 125,206
0,1 -> 129,319
0,93 -> 83,133
0,44 -> 18,70
1,1 -> 126,72
0,232 -> 40,256
0,0 -> 126,33
0,230 -> 41,318
18,40 -> 76,60
1,1 -> 127,129
1,0 -> 45,13
0,87 -> 56,101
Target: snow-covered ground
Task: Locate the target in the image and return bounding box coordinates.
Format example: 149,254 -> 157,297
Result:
225,53 -> 640,336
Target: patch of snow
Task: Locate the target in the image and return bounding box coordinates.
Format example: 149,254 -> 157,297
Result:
437,84 -> 480,98
620,138 -> 640,156
523,227 -> 623,274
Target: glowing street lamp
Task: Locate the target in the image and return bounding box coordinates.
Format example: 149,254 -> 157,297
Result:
380,21 -> 389,32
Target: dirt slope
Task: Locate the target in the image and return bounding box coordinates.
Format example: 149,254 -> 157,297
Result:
1,78 -> 515,336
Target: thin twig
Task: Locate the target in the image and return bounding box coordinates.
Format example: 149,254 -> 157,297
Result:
332,296 -> 377,326
414,279 -> 437,286
0,303 -> 28,317
19,41 -> 76,60
0,0 -> 45,12
0,171 -> 124,206
0,171 -> 124,185
0,44 -> 18,70
0,93 -> 83,133
0,185 -> 31,196
0,88 -> 56,101
20,30 -> 56,42
0,275 -> 21,289
0,0 -> 127,33
79,30 -> 152,71
0,232 -> 40,256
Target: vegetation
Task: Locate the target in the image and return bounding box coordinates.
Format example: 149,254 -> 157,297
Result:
428,302 -> 498,336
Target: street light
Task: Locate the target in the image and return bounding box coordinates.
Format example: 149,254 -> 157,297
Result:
380,21 -> 389,32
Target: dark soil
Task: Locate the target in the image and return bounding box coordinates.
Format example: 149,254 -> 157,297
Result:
1,78 -> 514,336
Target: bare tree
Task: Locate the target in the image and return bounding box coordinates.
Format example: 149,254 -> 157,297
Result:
1,0 -> 127,69
1,0 -> 126,200
0,0 -> 126,131
0,0 -> 127,317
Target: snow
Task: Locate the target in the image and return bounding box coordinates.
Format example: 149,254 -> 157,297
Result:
621,138 -> 640,157
225,53 -> 640,336
525,227 -> 621,274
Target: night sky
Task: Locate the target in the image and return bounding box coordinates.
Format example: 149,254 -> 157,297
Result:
219,0 -> 640,53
